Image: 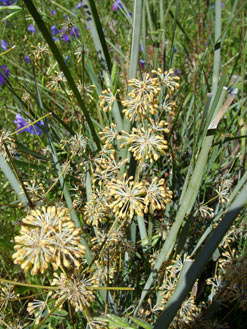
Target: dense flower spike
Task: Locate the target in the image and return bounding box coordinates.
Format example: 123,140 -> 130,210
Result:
13,207 -> 86,275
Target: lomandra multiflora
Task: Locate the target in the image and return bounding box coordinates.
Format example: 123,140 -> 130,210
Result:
4,69 -> 179,327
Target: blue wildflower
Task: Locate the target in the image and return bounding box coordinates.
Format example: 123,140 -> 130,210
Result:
1,40 -> 8,51
175,69 -> 181,76
50,8 -> 56,16
0,0 -> 13,5
24,54 -> 31,64
0,65 -> 10,86
112,0 -> 123,11
62,33 -> 70,43
27,24 -> 37,34
76,2 -> 82,9
14,114 -> 44,136
51,25 -> 59,35
69,26 -> 80,38
140,59 -> 145,68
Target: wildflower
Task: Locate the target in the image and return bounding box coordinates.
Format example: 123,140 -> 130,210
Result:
50,272 -> 95,312
51,25 -> 59,35
98,123 -> 119,145
140,59 -> 145,68
152,68 -> 180,94
60,133 -> 87,154
144,177 -> 173,213
108,173 -> 146,219
119,127 -> 169,162
62,33 -> 70,42
0,39 -> 8,51
12,206 -> 86,274
69,26 -> 80,38
99,88 -> 119,113
27,296 -> 50,325
0,64 -> 10,86
0,283 -> 19,310
0,129 -> 16,160
14,113 -> 44,136
84,192 -> 109,226
50,8 -> 56,16
24,54 -> 31,64
27,23 -> 37,33
112,0 -> 123,12
76,2 -> 83,9
122,74 -> 160,121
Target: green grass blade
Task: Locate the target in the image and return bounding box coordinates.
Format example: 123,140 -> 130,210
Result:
22,0 -> 101,150
0,153 -> 28,205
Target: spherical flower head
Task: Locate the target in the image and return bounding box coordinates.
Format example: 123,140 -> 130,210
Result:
27,23 -> 37,34
99,88 -> 119,113
50,272 -> 95,312
152,68 -> 180,95
119,127 -> 169,162
144,177 -> 173,213
0,39 -> 8,51
108,173 -> 146,219
12,206 -> 86,275
122,74 -> 160,121
0,65 -> 10,86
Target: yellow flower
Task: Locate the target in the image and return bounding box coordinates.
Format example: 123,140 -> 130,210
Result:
144,177 -> 173,213
119,127 -> 169,162
50,272 -> 95,312
13,207 -> 85,274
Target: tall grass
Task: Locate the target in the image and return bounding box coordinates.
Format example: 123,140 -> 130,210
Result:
0,0 -> 246,328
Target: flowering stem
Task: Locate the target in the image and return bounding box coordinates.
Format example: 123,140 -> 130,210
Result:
0,278 -> 57,290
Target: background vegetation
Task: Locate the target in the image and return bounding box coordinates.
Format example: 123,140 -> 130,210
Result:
0,0 -> 247,328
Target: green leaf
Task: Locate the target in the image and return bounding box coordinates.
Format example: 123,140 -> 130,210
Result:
129,316 -> 152,329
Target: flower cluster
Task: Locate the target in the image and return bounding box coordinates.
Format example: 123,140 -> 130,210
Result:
13,206 -> 86,275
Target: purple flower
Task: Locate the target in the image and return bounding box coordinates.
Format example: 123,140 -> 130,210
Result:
175,69 -> 181,76
139,44 -> 143,52
50,8 -> 56,16
1,39 -> 8,51
62,33 -> 70,43
0,65 -> 10,86
51,25 -> 59,35
76,2 -> 82,9
27,24 -> 37,34
14,114 -> 44,136
24,54 -> 31,64
111,0 -> 123,11
69,26 -> 80,38
0,0 -> 13,5
65,55 -> 71,64
139,59 -> 145,68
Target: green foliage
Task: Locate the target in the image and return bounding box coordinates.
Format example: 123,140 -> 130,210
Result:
0,0 -> 247,328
